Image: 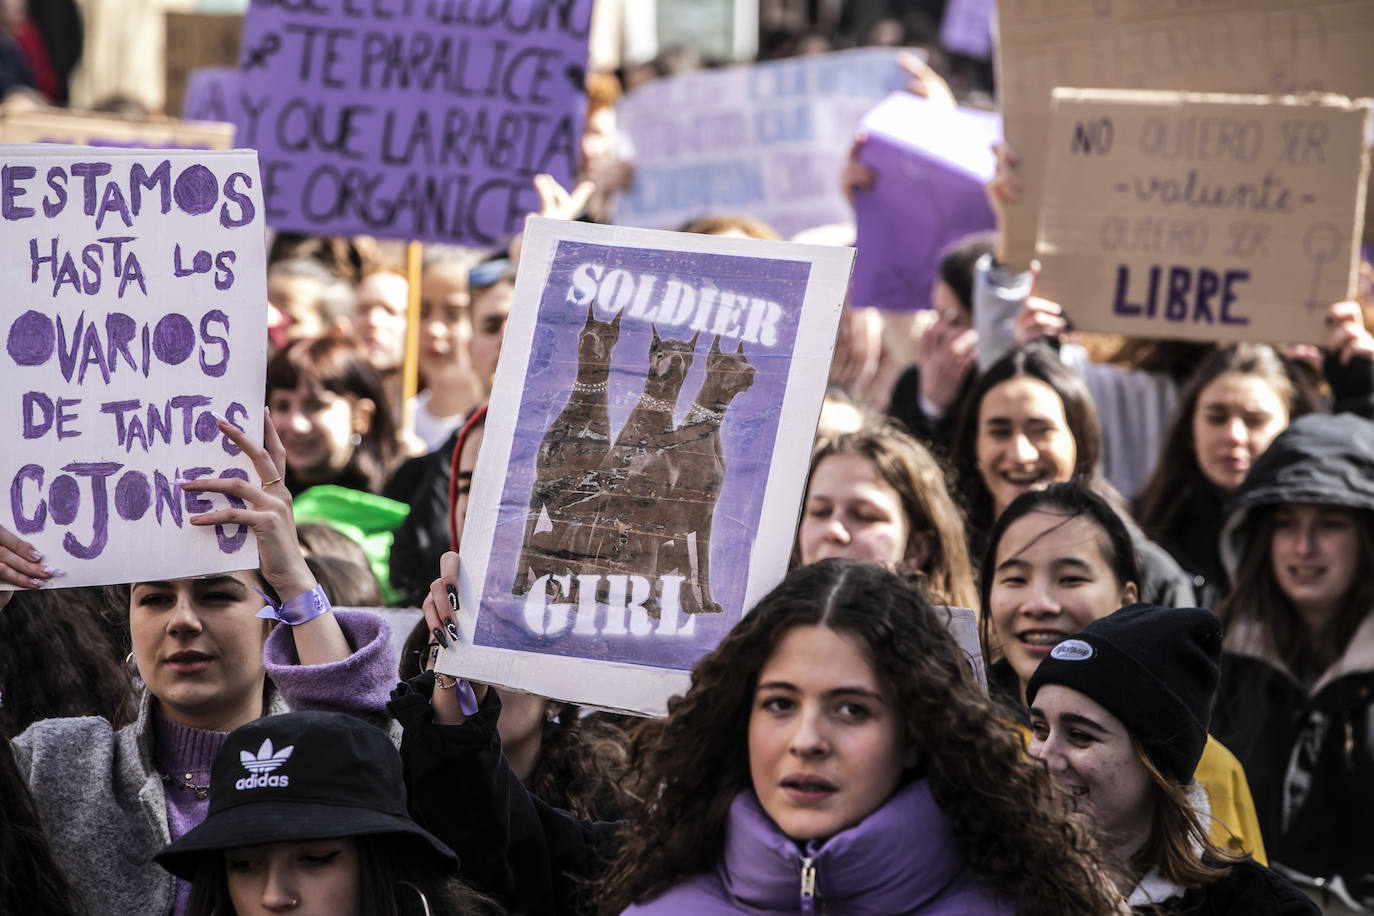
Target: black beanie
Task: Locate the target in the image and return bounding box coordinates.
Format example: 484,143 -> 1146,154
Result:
1025,603 -> 1221,784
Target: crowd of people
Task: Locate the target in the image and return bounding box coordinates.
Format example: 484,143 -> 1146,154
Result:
1,3 -> 1373,915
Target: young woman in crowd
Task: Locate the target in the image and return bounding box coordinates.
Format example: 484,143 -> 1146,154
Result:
1136,344 -> 1319,605
886,234 -> 992,456
797,421 -> 977,608
951,344 -> 1195,607
981,481 -> 1264,860
4,415 -> 398,916
412,246 -> 487,450
1027,604 -> 1317,913
1213,413 -> 1374,913
395,557 -> 1124,915
268,336 -> 404,497
154,711 -> 498,916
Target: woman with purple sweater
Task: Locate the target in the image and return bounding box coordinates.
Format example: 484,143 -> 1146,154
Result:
1,416 -> 397,916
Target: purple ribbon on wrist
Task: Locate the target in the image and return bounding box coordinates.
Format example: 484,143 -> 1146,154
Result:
254,584 -> 331,626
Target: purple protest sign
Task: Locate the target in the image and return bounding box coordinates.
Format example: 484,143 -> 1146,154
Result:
234,0 -> 591,247
183,67 -> 241,125
442,218 -> 854,715
850,93 -> 1001,312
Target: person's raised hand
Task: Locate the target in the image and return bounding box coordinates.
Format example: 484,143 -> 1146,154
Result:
898,51 -> 955,107
918,322 -> 978,415
986,144 -> 1021,264
0,523 -> 59,612
841,132 -> 876,207
1325,300 -> 1374,365
423,550 -> 487,724
181,410 -> 314,602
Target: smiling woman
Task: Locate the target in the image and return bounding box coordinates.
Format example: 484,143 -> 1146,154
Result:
1025,604 -> 1318,915
3,415 -> 399,916
1213,414 -> 1374,909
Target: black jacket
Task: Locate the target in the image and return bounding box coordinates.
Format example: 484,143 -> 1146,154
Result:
1211,414 -> 1374,910
886,362 -> 976,459
388,675 -> 619,916
1134,857 -> 1317,915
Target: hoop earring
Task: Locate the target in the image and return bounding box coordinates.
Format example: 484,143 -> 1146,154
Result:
396,880 -> 432,916
125,651 -> 138,675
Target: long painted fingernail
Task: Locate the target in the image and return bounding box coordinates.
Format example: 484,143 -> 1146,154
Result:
28,549 -> 41,562
42,567 -> 64,577
432,626 -> 449,649
30,578 -> 44,588
447,584 -> 459,614
446,620 -> 460,643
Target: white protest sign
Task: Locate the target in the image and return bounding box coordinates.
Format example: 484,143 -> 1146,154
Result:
615,48 -> 910,238
0,108 -> 235,150
1035,90 -> 1371,345
439,218 -> 854,715
0,147 -> 268,588
996,0 -> 1374,267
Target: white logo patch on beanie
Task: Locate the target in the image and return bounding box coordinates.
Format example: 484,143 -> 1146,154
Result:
1050,639 -> 1094,661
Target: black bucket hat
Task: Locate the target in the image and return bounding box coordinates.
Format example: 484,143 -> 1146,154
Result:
155,711 -> 457,881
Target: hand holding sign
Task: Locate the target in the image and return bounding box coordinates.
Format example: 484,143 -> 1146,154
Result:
1326,300 -> 1374,365
0,524 -> 56,610
182,412 -> 314,604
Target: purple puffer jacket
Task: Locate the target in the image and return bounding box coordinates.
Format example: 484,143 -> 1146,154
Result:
622,780 -> 1013,915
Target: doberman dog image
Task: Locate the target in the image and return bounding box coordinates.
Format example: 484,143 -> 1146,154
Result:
510,303 -> 621,596
657,336 -> 755,614
551,327 -> 698,605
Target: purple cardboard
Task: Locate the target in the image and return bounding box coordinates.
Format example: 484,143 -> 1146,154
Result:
234,0 -> 592,247
183,67 -> 240,126
850,93 -> 1001,312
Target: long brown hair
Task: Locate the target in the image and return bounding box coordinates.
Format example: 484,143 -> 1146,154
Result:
1128,740 -> 1238,895
597,560 -> 1120,915
803,421 -> 977,608
1137,344 -> 1316,532
1216,504 -> 1374,678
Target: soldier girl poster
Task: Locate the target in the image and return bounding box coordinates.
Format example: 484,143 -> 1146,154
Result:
444,218 -> 853,714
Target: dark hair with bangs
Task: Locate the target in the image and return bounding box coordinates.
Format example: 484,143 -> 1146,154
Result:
266,337 -> 401,493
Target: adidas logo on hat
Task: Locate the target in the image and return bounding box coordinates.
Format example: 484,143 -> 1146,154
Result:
235,738 -> 293,790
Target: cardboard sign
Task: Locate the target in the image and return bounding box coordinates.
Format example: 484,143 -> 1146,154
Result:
996,1 -> 1374,266
0,108 -> 234,150
165,12 -> 244,118
235,0 -> 592,247
438,218 -> 854,715
1036,90 -> 1371,345
182,68 -> 241,126
0,147 -> 268,588
850,93 -> 1000,312
615,48 -> 911,238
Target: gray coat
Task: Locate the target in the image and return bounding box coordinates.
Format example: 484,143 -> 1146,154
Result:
12,609 -> 397,916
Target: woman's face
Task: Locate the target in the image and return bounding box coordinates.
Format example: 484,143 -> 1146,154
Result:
470,281 -> 513,391
988,510 -> 1138,697
749,625 -> 907,842
418,262 -> 472,379
269,382 -> 374,482
1191,371 -> 1288,491
1028,685 -> 1154,860
976,377 -> 1078,518
799,455 -> 913,571
352,273 -> 409,373
225,838 -> 360,916
1270,503 -> 1362,624
129,573 -> 269,732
